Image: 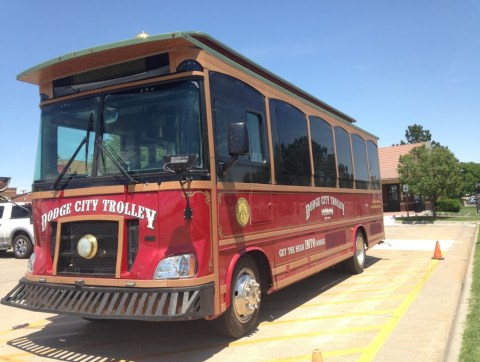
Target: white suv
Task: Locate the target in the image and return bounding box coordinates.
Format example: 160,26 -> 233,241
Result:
0,202 -> 34,258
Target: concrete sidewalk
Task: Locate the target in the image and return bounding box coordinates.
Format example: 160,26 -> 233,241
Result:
373,223 -> 478,362
383,211 -> 431,226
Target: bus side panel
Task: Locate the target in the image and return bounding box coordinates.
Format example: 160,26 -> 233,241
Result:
217,190 -> 382,240
216,189 -> 384,292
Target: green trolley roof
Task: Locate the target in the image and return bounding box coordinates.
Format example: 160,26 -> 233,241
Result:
18,31 -> 359,126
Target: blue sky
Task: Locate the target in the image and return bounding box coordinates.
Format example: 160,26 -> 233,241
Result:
1,0 -> 479,191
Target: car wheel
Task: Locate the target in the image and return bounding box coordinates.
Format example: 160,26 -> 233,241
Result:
13,234 -> 33,259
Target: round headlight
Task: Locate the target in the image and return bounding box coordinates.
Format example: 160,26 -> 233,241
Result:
77,234 -> 98,259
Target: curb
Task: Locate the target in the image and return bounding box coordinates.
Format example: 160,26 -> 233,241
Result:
444,222 -> 479,361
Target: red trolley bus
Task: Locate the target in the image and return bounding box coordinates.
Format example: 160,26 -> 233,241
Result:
2,32 -> 384,337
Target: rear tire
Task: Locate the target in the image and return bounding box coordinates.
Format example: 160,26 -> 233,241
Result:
343,231 -> 366,274
13,234 -> 33,259
214,255 -> 261,338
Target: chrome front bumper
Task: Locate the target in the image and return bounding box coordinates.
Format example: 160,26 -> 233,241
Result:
1,278 -> 214,321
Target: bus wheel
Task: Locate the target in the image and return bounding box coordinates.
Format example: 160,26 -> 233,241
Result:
215,255 -> 261,338
344,232 -> 366,274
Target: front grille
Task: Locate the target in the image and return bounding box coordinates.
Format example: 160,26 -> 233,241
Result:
56,221 -> 119,277
2,279 -> 214,321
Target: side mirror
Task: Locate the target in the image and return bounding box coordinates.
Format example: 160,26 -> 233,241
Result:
0,177 -> 11,193
228,122 -> 249,156
218,122 -> 250,178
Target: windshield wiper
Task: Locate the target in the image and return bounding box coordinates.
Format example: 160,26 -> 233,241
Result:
95,137 -> 138,184
52,137 -> 87,190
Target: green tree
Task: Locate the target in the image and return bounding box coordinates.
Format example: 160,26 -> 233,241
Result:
404,123 -> 432,144
460,162 -> 480,196
397,123 -> 443,148
398,145 -> 462,217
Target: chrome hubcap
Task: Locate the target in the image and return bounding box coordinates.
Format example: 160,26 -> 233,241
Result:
356,235 -> 365,266
232,268 -> 261,323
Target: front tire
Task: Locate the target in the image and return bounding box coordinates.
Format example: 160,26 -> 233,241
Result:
344,231 -> 366,274
214,255 -> 261,338
13,234 -> 33,259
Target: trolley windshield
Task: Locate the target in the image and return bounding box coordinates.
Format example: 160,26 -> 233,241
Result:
34,79 -> 206,189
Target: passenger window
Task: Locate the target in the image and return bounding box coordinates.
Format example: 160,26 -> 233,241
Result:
367,141 -> 381,190
334,127 -> 354,188
0,206 -> 4,218
351,134 -> 369,189
309,116 -> 337,187
270,100 -> 310,186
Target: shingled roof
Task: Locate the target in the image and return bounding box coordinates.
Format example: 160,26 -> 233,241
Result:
379,143 -> 428,180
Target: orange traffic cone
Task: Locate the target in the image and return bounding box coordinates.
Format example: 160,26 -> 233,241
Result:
432,240 -> 444,260
312,349 -> 323,362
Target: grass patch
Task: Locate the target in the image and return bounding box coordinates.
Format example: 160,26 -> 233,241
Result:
395,206 -> 480,223
459,225 -> 480,361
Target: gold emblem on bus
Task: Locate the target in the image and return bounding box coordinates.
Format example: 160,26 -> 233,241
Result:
235,197 -> 250,227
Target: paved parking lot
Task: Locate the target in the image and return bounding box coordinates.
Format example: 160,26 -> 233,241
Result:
0,223 -> 477,361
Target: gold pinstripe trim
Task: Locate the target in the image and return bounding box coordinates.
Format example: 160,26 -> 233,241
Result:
24,273 -> 215,288
219,214 -> 383,247
31,181 -> 213,199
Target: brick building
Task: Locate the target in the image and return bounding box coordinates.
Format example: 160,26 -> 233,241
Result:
379,143 -> 430,213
